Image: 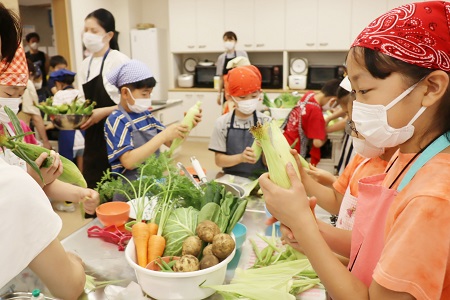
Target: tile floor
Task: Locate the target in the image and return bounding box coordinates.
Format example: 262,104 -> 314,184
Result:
56,139 -> 219,240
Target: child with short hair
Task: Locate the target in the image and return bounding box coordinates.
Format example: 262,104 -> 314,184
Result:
47,55 -> 68,95
209,65 -> 271,178
105,60 -> 199,188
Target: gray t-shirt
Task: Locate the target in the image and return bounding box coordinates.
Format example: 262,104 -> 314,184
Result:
215,50 -> 249,76
208,111 -> 271,153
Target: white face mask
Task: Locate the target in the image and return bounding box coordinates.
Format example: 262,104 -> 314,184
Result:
0,98 -> 21,124
352,137 -> 385,159
224,41 -> 235,51
233,97 -> 259,115
352,81 -> 425,148
126,88 -> 152,113
83,32 -> 106,54
33,81 -> 42,90
30,42 -> 39,50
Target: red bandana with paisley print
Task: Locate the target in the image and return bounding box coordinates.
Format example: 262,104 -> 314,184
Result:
352,1 -> 450,71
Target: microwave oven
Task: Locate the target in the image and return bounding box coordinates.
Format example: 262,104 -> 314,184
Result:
306,65 -> 345,90
194,65 -> 216,88
254,65 -> 283,89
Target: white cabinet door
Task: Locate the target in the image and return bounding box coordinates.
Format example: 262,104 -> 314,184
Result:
254,0 -> 285,51
285,0 -> 317,50
224,0 -> 255,51
168,92 -> 221,138
317,0 -> 352,50
351,0 -> 387,42
169,0 -> 196,52
169,0 -> 223,53
196,0 -> 224,52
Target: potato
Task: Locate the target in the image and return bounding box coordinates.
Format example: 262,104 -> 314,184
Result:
173,254 -> 200,272
200,254 -> 220,270
196,220 -> 221,243
212,233 -> 235,259
182,236 -> 202,256
203,244 -> 213,256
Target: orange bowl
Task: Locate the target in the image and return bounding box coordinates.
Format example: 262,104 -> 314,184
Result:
96,202 -> 130,227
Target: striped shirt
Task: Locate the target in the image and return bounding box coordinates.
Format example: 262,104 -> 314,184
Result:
105,109 -> 165,174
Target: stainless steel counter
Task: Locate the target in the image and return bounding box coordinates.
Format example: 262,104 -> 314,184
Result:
60,196 -> 329,299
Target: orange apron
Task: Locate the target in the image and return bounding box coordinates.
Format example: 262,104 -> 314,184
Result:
348,133 -> 450,286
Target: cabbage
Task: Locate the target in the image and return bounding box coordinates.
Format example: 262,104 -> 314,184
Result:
162,207 -> 198,256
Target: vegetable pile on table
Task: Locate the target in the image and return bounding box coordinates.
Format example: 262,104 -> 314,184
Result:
96,152 -> 247,270
263,92 -> 300,109
206,229 -> 321,299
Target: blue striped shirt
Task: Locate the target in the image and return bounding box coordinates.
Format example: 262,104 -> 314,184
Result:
105,109 -> 165,174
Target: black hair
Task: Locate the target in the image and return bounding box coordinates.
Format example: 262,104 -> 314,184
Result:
336,86 -> 350,99
49,55 -> 67,68
223,31 -> 237,41
0,3 -> 22,64
85,8 -> 120,51
25,32 -> 40,42
55,74 -> 75,85
320,78 -> 341,97
120,77 -> 157,91
350,47 -> 450,143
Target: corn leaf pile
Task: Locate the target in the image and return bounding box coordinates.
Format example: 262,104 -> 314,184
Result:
205,230 -> 321,299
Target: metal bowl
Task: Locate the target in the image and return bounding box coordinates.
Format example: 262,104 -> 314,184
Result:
51,114 -> 90,130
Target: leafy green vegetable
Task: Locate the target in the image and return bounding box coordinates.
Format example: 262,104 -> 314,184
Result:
198,202 -> 222,224
162,207 -> 198,256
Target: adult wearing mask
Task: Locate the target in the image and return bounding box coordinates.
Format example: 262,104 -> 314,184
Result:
79,8 -> 129,189
215,31 -> 248,106
0,4 -> 86,298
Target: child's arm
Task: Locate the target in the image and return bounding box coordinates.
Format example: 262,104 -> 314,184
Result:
119,123 -> 188,169
214,146 -> 257,168
292,150 -> 343,215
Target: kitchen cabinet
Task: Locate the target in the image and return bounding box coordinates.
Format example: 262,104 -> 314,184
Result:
285,0 -> 352,51
169,0 -> 224,53
152,101 -> 184,126
224,0 -> 285,51
351,0 -> 387,42
168,91 -> 221,138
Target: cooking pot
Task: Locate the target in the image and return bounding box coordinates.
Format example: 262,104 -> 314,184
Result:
177,74 -> 194,88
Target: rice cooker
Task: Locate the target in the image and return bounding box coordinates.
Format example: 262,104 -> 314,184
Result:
177,74 -> 194,88
288,75 -> 307,90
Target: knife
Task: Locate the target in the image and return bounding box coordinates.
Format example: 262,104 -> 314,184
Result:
190,156 -> 208,184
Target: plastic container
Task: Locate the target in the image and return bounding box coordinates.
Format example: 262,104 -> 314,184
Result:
231,222 -> 247,249
95,202 -> 130,227
213,76 -> 221,90
269,107 -> 292,120
125,236 -> 236,300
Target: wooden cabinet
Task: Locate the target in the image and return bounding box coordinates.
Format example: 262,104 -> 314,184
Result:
169,0 -> 224,53
224,0 -> 285,51
168,92 -> 221,138
285,0 -> 352,51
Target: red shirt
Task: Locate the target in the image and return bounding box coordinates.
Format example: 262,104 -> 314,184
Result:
283,92 -> 326,164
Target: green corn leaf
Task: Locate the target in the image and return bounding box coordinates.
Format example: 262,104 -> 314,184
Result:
4,106 -> 25,141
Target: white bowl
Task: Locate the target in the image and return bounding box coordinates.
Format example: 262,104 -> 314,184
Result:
269,107 -> 292,120
125,237 -> 236,300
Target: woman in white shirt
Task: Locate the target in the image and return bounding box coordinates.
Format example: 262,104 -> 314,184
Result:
79,8 -> 130,190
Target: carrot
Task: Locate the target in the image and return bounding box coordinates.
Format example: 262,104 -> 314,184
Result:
132,222 -> 150,267
148,234 -> 166,264
147,222 -> 158,236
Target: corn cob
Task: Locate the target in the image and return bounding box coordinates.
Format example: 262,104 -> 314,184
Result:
168,101 -> 202,156
1,106 -> 87,187
251,139 -> 262,161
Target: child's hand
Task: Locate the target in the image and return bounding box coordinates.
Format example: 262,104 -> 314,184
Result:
305,164 -> 337,187
28,150 -> 63,188
190,109 -> 202,127
164,123 -> 189,143
240,147 -> 257,164
79,188 -> 100,215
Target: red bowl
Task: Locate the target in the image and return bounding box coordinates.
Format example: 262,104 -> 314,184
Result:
96,202 -> 130,227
